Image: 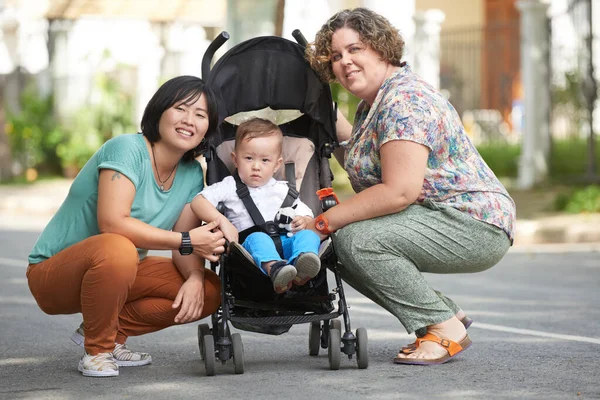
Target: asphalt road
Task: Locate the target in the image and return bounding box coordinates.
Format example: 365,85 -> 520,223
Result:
0,227 -> 599,400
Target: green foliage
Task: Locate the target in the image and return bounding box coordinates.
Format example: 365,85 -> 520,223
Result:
330,83 -> 360,124
554,185 -> 600,213
6,72 -> 136,177
56,73 -> 135,172
550,138 -> 600,178
476,138 -> 599,180
6,86 -> 66,175
476,142 -> 521,178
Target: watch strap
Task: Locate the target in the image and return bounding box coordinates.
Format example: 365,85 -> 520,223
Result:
179,231 -> 193,255
314,214 -> 334,235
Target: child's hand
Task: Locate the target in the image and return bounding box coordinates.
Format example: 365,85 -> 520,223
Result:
291,215 -> 311,233
218,215 -> 239,243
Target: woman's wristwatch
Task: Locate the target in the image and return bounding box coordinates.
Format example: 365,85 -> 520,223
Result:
314,214 -> 334,235
179,231 -> 193,255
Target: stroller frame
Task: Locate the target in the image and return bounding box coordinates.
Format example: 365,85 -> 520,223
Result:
197,30 -> 368,376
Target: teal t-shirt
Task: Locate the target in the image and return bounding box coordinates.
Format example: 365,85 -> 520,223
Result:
28,134 -> 204,264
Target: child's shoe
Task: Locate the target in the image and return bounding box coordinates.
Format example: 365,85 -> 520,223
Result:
78,352 -> 119,377
293,252 -> 321,285
269,261 -> 297,293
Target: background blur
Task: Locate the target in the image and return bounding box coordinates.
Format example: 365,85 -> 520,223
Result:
0,0 -> 599,217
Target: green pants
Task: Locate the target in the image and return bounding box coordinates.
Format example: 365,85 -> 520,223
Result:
332,200 -> 511,334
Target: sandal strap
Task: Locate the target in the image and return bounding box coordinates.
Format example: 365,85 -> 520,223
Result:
414,333 -> 465,357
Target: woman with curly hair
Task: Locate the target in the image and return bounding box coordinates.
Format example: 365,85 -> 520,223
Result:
305,8 -> 515,365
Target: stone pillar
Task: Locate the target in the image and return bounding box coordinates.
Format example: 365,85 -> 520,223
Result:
413,9 -> 445,89
49,19 -> 70,120
516,0 -> 551,189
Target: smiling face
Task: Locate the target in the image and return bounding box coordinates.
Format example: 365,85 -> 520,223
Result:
232,135 -> 283,188
330,27 -> 396,105
157,93 -> 209,153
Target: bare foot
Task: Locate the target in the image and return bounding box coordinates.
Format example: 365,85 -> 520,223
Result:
396,316 -> 466,361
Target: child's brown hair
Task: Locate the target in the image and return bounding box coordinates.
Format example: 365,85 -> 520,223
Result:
235,117 -> 283,153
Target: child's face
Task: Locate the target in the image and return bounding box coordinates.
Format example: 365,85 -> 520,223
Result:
232,136 -> 283,188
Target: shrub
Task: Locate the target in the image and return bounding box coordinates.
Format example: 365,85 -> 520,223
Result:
561,185 -> 600,213
6,86 -> 67,175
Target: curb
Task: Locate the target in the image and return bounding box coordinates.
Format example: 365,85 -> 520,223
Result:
1,180 -> 600,247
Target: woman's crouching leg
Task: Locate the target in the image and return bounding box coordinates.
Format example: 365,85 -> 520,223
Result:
27,233 -> 139,355
332,212 -> 455,334
116,258 -> 221,342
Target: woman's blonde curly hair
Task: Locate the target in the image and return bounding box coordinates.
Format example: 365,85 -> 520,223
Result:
306,8 -> 405,83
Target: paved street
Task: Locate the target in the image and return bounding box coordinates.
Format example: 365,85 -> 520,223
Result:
0,226 -> 599,400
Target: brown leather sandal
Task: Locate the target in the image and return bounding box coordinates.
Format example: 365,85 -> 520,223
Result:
400,316 -> 473,355
393,333 -> 472,365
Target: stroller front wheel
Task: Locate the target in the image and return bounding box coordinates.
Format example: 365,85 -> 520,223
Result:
203,334 -> 216,376
308,321 -> 320,356
198,324 -> 211,360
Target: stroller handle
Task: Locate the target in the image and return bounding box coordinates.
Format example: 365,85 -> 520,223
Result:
292,29 -> 308,48
202,31 -> 230,81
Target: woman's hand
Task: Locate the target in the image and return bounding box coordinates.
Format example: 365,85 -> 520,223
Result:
172,274 -> 204,323
189,220 -> 226,262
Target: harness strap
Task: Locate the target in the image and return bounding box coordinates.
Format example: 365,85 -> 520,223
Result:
281,163 -> 299,209
233,172 -> 265,226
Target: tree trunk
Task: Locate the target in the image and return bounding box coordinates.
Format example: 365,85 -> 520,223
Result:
275,0 -> 285,37
0,76 -> 14,181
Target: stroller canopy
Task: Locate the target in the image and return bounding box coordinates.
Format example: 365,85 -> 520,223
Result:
206,36 -> 336,144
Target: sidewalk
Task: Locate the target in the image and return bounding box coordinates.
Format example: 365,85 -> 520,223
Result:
1,178 -> 599,249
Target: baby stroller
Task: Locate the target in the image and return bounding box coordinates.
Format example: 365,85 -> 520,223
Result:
197,30 -> 368,376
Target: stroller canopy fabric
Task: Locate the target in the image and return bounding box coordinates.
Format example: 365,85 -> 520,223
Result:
206,36 -> 336,143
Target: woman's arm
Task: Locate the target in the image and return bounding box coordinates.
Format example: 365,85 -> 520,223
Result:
311,140 -> 429,235
170,203 -> 209,324
97,169 -> 225,260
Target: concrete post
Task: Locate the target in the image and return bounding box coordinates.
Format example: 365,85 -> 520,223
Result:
516,0 -> 551,189
413,9 -> 445,89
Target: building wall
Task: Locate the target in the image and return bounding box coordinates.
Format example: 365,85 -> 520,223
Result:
415,0 -> 483,29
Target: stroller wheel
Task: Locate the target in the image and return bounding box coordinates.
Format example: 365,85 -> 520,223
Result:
203,334 -> 216,376
329,319 -> 342,333
356,327 -> 368,369
198,324 -> 210,360
328,328 -> 341,370
231,333 -> 245,374
308,321 -> 320,356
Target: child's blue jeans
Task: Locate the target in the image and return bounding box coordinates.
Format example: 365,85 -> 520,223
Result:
242,230 -> 321,275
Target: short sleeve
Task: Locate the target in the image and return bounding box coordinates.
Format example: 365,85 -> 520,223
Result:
199,176 -> 234,207
97,135 -> 145,188
185,161 -> 204,203
377,97 -> 436,151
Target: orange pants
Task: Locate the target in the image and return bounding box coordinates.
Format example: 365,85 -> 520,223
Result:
26,233 -> 221,355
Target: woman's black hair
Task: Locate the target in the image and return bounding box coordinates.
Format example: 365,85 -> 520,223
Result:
140,75 -> 218,162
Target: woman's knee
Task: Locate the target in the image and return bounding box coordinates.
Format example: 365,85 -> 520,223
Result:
87,233 -> 139,280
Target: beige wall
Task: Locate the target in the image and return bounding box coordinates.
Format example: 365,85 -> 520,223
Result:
416,0 -> 483,30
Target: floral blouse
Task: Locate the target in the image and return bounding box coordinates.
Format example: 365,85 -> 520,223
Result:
343,64 -> 516,242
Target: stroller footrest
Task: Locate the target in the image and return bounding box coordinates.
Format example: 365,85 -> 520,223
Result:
230,312 -> 340,326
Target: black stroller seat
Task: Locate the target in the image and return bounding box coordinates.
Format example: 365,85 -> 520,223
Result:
197,30 -> 368,376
